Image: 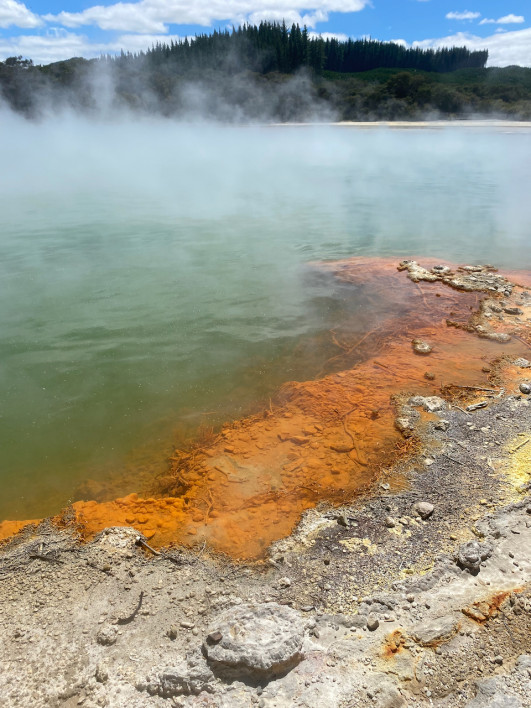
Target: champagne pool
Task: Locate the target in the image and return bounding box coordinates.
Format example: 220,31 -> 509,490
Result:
0,116 -> 530,525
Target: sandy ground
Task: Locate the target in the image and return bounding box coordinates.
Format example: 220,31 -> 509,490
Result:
1,260 -> 530,708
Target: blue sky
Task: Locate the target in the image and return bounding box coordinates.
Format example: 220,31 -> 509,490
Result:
1,0 -> 530,66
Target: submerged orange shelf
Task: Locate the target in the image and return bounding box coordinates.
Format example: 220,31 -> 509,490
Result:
2,258 -> 530,559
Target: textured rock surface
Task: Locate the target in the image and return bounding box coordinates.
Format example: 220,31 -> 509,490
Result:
465,678 -> 523,708
151,651 -> 215,697
409,396 -> 446,413
203,603 -> 306,677
0,260 -> 530,708
456,540 -> 493,573
411,615 -> 459,646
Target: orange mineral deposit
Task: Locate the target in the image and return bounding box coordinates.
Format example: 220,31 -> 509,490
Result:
1,258 -> 529,559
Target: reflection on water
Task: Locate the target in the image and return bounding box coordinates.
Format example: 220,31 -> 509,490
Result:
0,120 -> 530,521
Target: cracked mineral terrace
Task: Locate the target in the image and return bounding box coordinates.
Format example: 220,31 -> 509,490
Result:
1,258 -> 530,707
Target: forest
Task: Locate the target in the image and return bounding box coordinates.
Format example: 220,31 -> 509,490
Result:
1,21 -> 530,120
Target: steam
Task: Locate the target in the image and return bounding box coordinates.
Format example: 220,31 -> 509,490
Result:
0,56 -> 338,123
0,104 -> 530,520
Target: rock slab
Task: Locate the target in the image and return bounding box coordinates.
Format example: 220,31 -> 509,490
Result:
203,602 -> 306,678
456,540 -> 493,573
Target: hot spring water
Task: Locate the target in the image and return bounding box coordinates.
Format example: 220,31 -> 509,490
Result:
0,117 -> 530,521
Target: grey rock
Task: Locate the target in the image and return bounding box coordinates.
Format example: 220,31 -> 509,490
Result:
412,501 -> 434,520
412,339 -> 433,355
277,576 -> 291,588
203,602 -> 306,678
514,358 -> 531,369
96,625 -> 118,646
477,330 -> 511,343
434,419 -> 450,431
395,417 -> 414,436
384,516 -> 397,528
375,686 -> 406,708
366,614 -> 380,631
365,675 -> 407,708
398,260 -> 439,283
93,526 -> 144,553
157,652 -> 215,698
411,615 -> 459,646
467,401 -> 488,412
95,662 -> 109,683
465,678 -> 522,708
456,540 -> 493,573
409,396 -> 446,413
519,383 -> 531,395
345,614 -> 368,629
515,654 -> 531,670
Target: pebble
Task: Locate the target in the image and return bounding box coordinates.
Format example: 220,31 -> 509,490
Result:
434,419 -> 450,431
412,339 -> 432,355
384,516 -> 397,528
519,383 -> 531,395
412,501 -> 434,520
366,615 -> 379,631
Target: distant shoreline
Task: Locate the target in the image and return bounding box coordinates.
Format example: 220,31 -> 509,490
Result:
273,119 -> 531,129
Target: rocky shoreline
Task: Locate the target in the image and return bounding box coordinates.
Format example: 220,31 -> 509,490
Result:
1,260 -> 530,708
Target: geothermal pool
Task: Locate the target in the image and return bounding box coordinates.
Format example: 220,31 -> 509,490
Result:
0,118 -> 530,524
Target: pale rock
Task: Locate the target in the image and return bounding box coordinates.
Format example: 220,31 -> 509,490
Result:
203,603 -> 306,678
412,502 -> 434,520
409,396 -> 446,413
456,540 -> 493,573
411,615 -> 459,646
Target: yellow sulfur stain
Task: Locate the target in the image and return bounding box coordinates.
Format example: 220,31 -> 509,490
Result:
503,434 -> 531,494
340,537 -> 378,555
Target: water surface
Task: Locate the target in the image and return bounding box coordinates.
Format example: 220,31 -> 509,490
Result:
1,117 -> 530,520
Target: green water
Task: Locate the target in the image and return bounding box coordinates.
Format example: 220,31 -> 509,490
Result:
1,118 -> 530,520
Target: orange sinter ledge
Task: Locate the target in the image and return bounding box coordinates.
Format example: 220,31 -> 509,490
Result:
1,258 -> 530,560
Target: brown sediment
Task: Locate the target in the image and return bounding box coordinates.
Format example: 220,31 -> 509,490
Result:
462,590 -> 517,624
381,629 -> 407,658
1,258 -> 530,559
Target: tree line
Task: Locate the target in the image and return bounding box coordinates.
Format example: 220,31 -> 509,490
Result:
118,22 -> 488,75
1,22 -> 530,121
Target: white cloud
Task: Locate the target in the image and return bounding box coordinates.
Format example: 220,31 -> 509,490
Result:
445,11 -> 481,21
480,14 -> 524,25
308,31 -> 349,41
0,0 -> 42,28
0,30 -> 186,64
410,26 -> 531,67
44,0 -> 369,34
247,8 -> 329,28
